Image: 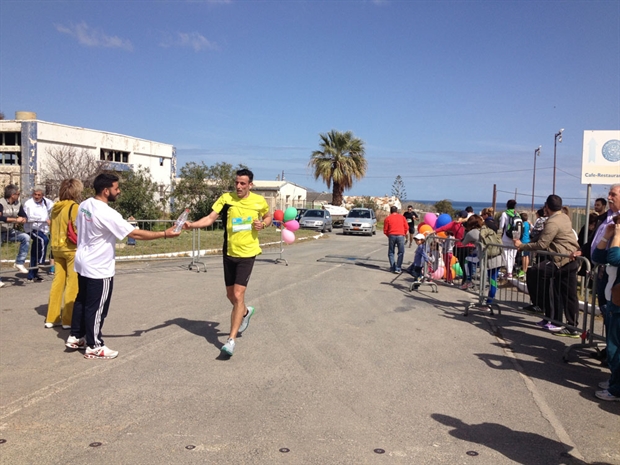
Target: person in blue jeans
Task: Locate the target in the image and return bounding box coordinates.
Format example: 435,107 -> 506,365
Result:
591,217 -> 620,402
0,184 -> 31,274
383,206 -> 409,273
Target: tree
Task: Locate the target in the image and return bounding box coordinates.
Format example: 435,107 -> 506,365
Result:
40,146 -> 109,198
434,199 -> 455,217
391,175 -> 407,204
113,166 -> 162,223
172,161 -> 248,220
309,130 -> 367,207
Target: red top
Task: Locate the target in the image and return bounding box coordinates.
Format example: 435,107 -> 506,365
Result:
383,213 -> 409,236
435,220 -> 470,248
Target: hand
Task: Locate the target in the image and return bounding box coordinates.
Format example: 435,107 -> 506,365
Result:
182,221 -> 192,230
164,226 -> 182,238
513,239 -> 522,248
15,217 -> 26,224
253,219 -> 264,230
569,250 -> 582,261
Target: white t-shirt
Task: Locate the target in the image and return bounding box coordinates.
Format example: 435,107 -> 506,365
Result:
23,197 -> 54,234
74,197 -> 135,279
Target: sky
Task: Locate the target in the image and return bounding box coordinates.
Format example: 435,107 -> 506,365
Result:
1,0 -> 619,206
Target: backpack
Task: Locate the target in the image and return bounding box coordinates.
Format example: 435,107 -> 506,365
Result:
505,211 -> 524,240
479,225 -> 502,258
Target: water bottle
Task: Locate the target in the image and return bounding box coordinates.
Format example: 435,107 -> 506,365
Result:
174,209 -> 189,233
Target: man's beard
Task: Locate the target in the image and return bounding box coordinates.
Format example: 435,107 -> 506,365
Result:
107,193 -> 119,202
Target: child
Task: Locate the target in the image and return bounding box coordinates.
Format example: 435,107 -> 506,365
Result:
406,233 -> 433,288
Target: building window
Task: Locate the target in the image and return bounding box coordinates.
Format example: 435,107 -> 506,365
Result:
0,152 -> 21,165
0,132 -> 21,146
100,149 -> 130,163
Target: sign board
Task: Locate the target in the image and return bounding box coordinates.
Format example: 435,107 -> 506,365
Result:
581,130 -> 620,184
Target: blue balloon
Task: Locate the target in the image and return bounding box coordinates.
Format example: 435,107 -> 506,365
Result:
435,213 -> 452,229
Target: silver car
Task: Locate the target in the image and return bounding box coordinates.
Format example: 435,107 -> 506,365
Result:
343,208 -> 377,236
299,209 -> 333,233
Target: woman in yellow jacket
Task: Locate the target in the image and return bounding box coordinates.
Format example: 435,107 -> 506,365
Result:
45,179 -> 83,328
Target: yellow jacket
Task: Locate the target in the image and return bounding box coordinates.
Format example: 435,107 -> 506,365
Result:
49,200 -> 78,252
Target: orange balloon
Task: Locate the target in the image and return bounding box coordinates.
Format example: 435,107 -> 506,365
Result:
419,224 -> 433,235
437,231 -> 447,238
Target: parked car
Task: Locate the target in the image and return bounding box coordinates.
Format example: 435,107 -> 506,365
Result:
342,208 -> 377,236
299,209 -> 333,232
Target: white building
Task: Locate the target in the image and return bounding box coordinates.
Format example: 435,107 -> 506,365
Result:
251,180 -> 307,212
0,112 -> 175,202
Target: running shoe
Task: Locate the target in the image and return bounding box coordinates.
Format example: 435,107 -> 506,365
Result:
65,335 -> 86,350
221,338 -> 235,356
553,328 -> 580,338
523,304 -> 542,313
544,323 -> 564,332
460,282 -> 472,290
595,389 -> 620,402
84,346 -> 118,359
13,263 -> 28,274
238,306 -> 255,334
516,270 -> 525,278
598,380 -> 610,390
535,319 -> 548,327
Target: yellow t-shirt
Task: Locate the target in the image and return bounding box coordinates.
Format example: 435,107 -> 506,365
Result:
212,192 -> 269,258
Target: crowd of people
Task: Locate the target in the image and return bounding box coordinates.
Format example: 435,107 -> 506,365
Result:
384,185 -> 620,403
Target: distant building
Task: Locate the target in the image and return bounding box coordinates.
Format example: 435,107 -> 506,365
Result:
251,180 -> 307,212
0,112 -> 175,204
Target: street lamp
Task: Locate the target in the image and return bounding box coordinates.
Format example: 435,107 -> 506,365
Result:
532,146 -> 541,211
552,128 -> 564,195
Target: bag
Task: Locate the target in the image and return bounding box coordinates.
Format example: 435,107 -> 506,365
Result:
479,225 -> 502,258
67,204 -> 78,245
505,211 -> 524,240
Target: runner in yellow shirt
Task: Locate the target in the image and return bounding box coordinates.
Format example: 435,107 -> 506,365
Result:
185,169 -> 272,356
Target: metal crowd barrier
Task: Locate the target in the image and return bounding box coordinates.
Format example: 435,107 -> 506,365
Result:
1,219 -> 289,281
470,242 -> 605,361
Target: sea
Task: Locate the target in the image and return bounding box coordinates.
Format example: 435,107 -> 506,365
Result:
409,200 -> 546,213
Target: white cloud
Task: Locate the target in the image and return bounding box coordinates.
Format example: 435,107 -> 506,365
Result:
161,32 -> 218,52
55,22 -> 133,51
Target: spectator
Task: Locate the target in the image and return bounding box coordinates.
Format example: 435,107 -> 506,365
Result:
465,206 -> 474,218
23,186 -> 53,283
46,179 -> 83,329
481,207 -> 496,230
519,212 -> 532,279
594,197 -> 607,215
515,195 -> 581,337
591,215 -> 620,402
458,215 -> 484,289
498,199 -> 521,279
435,210 -> 472,286
0,184 -> 30,275
590,184 -> 620,362
383,205 -> 409,273
406,232 -> 432,287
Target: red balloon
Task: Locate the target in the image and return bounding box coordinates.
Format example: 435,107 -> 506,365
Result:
274,209 -> 284,221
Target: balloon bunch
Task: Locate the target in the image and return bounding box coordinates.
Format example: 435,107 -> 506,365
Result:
273,207 -> 298,244
416,212 -> 452,239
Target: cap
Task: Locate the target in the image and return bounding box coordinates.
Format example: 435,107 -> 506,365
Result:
458,210 -> 468,218
413,233 -> 425,240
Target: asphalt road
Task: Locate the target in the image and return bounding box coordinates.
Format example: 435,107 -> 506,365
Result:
1,232 -> 618,464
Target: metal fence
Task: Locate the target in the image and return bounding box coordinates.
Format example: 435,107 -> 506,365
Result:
402,234 -> 605,363
1,219 -> 290,280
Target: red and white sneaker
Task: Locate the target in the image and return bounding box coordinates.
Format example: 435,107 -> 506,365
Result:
84,346 -> 118,360
65,335 -> 86,350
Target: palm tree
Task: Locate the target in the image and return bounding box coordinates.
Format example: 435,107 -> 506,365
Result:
309,130 -> 367,206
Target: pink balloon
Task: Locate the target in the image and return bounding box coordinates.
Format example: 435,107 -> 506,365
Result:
424,213 -> 437,229
431,267 -> 444,280
284,219 -> 299,231
282,229 -> 296,244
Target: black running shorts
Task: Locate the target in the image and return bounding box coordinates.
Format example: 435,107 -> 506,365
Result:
223,254 -> 256,287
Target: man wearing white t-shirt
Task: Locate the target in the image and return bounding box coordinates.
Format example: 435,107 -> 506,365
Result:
65,173 -> 181,359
